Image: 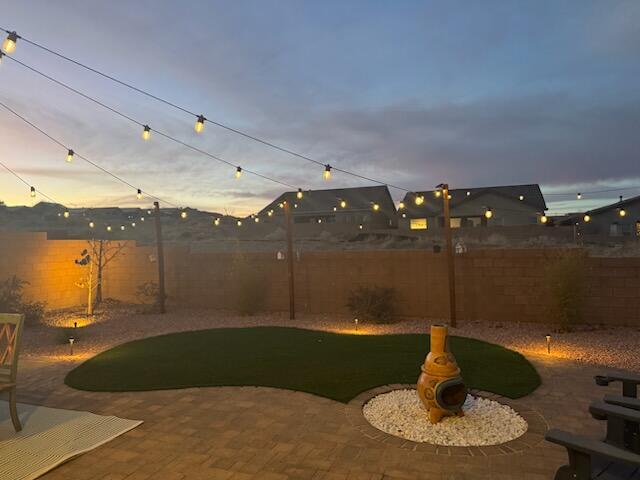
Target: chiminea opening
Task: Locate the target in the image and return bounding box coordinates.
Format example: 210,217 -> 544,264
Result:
435,377 -> 466,411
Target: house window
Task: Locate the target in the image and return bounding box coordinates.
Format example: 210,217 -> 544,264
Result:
450,218 -> 461,229
410,218 -> 428,230
610,223 -> 620,236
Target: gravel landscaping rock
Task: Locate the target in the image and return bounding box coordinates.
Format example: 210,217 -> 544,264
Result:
362,389 -> 528,446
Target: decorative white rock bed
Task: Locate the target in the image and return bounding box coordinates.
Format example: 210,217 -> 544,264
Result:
362,389 -> 528,446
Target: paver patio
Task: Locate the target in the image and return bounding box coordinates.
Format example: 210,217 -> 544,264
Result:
13,351 -> 621,480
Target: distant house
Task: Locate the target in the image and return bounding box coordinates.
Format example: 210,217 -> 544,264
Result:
399,184 -> 547,230
572,195 -> 640,237
258,185 -> 397,230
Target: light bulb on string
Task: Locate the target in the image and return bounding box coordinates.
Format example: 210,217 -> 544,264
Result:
131,222 -> 136,227
2,31 -> 18,54
120,224 -> 125,231
333,206 -> 337,211
415,194 -> 425,205
297,188 -> 303,199
466,191 -> 471,196
583,214 -> 591,223
235,166 -> 242,179
30,186 -> 36,198
141,125 -> 151,141
577,193 -> 582,200
267,210 -> 273,217
237,219 -> 242,227
434,190 -> 441,198
66,149 -> 74,163
194,115 -> 206,133
180,210 -> 188,219
398,201 -> 405,210
213,218 -> 220,226
140,217 -> 145,222
484,207 -> 493,219
88,220 -> 95,229
323,164 -> 332,180
340,199 -> 347,208
540,215 -> 548,224
519,195 -> 524,201
372,203 -> 380,211
254,216 -> 260,223
106,224 -> 112,232
619,208 -> 626,217
63,209 -> 70,219
136,189 -> 143,200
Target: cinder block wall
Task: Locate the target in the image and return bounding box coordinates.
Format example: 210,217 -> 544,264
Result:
0,232 -> 638,325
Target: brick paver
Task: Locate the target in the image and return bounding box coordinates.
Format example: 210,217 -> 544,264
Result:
12,352 -> 623,479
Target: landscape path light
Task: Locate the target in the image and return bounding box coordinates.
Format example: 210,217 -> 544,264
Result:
546,334 -> 552,354
354,318 -> 358,331
69,336 -> 75,356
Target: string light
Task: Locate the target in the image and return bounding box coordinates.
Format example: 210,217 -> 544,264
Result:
294,203 -> 298,208
278,202 -> 284,209
141,125 -> 151,141
398,201 -> 405,209
323,164 -> 332,180
340,199 -> 347,208
254,216 -> 260,223
358,224 -> 363,229
619,208 -> 626,217
63,209 -> 70,218
434,190 -> 441,198
140,217 -> 145,222
372,203 -> 380,211
415,194 -> 425,205
136,189 -> 143,200
2,31 -> 18,54
317,218 -> 322,224
297,188 -> 303,199
237,219 -> 242,226
333,206 -> 337,211
213,218 -> 220,226
88,220 -> 95,228
131,222 -> 136,227
401,213 -> 407,218
120,224 -> 125,231
519,195 -> 525,201
484,207 -> 493,219
577,193 -> 582,200
106,224 -> 112,232
466,191 -> 471,196
267,210 -> 273,217
540,214 -> 548,224
66,149 -> 74,163
235,166 -> 242,179
583,214 -> 591,222
194,115 -> 206,134
180,210 -> 188,219
30,186 -> 36,198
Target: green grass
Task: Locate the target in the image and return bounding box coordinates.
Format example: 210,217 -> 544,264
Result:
65,327 -> 540,402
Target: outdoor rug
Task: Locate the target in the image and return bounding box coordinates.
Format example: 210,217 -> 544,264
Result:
0,401 -> 142,480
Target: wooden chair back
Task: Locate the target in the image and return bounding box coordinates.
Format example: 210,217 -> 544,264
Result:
0,314 -> 24,384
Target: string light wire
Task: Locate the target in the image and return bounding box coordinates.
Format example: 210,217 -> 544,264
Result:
0,100 -> 180,207
0,159 -> 65,205
0,27 -> 411,191
3,53 -> 297,190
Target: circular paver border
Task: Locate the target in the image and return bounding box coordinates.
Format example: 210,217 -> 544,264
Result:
345,384 -> 548,456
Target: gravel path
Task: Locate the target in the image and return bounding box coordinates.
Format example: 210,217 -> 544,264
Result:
21,303 -> 640,371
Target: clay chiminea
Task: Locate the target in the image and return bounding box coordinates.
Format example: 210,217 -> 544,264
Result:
417,324 -> 467,423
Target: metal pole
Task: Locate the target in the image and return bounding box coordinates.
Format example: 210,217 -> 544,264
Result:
284,200 -> 296,320
153,201 -> 166,314
442,184 -> 457,327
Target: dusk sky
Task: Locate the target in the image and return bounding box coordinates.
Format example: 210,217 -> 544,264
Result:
1,1 -> 639,215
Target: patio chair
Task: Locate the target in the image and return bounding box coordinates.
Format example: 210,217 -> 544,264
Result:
0,313 -> 24,432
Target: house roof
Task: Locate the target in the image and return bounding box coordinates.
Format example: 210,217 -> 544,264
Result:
400,184 -> 546,216
258,185 -> 396,216
586,194 -> 640,216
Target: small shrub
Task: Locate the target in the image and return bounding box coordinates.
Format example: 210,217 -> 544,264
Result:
347,286 -> 397,324
135,282 -> 165,313
0,275 -> 46,324
545,251 -> 586,331
231,255 -> 266,315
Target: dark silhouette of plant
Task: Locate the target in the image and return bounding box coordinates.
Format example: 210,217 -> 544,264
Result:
545,251 -> 586,331
347,286 -> 397,324
0,275 -> 46,323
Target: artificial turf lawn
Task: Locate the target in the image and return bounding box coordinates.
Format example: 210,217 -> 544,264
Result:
65,327 -> 540,402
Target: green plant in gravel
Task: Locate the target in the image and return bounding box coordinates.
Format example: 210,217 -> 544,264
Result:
545,251 -> 587,332
0,275 -> 46,324
65,327 -> 540,401
347,285 -> 397,323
